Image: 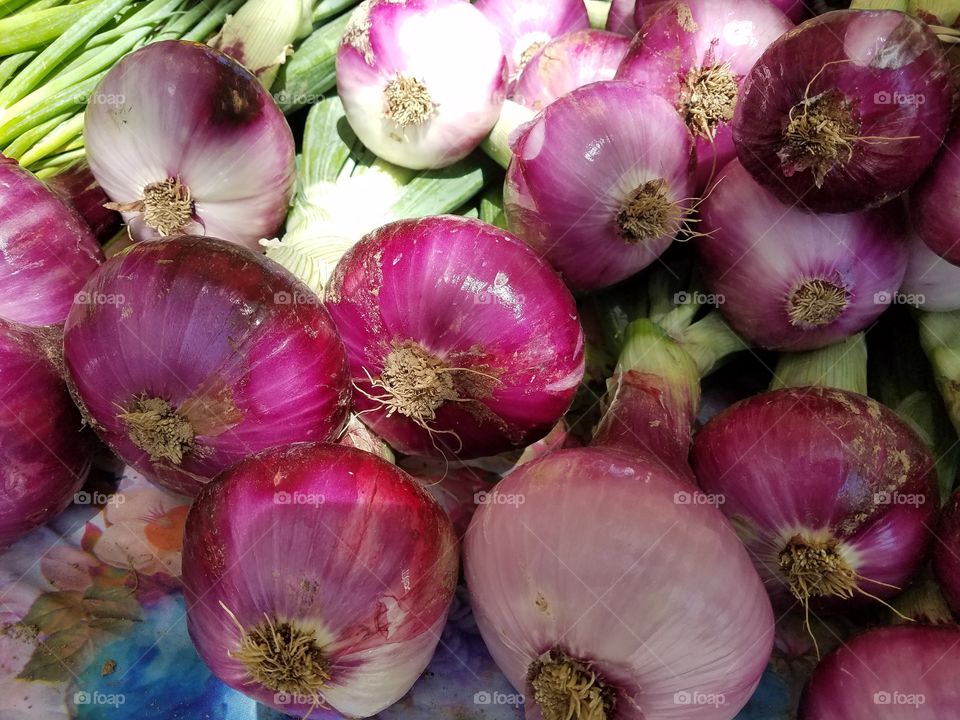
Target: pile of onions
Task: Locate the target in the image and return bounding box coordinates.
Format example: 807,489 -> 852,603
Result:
324,215 -> 584,458
475,0 -> 589,82
183,442 -> 458,718
336,0 -> 506,170
504,81 -> 695,291
0,319 -> 92,548
933,490 -> 960,618
0,155 -> 103,326
697,159 -> 908,351
84,40 -> 296,250
512,29 -> 630,111
911,124 -> 960,265
465,321 -> 773,720
799,625 -> 960,718
733,10 -> 952,213
615,0 -> 793,190
901,229 -> 960,312
63,236 -> 351,496
692,386 -> 938,618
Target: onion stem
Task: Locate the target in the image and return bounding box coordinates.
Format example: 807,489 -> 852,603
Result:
480,99 -> 535,169
770,333 -> 868,394
585,0 -> 610,29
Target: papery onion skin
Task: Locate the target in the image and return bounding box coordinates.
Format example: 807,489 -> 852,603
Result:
901,228 -> 960,312
733,10 -> 952,213
505,80 -> 695,291
336,0 -> 506,170
47,162 -> 122,244
799,625 -> 960,719
0,155 -> 103,327
698,159 -> 908,351
911,125 -> 960,265
63,236 -> 351,497
324,215 -> 584,459
692,387 -> 938,611
84,40 -> 295,250
512,29 -> 630,111
615,0 -> 793,191
474,0 -> 589,82
933,490 -> 960,618
0,319 -> 92,548
182,443 -> 458,719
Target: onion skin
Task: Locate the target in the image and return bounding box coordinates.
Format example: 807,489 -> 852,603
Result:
615,0 -> 793,191
47,162 -> 122,244
933,490 -> 960,618
512,29 -> 630,111
697,159 -> 908,351
912,125 -> 960,266
692,387 -> 938,611
733,10 -> 952,213
325,215 -> 584,459
0,155 -> 103,327
182,443 -> 458,719
84,40 -> 295,250
0,319 -> 92,548
607,0 -> 806,33
799,625 -> 960,719
901,228 -> 960,311
63,236 -> 351,497
505,80 -> 695,291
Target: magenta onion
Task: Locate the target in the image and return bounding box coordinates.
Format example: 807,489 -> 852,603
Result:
615,0 -> 793,190
901,228 -> 960,311
0,155 -> 103,327
84,40 -> 295,250
47,161 -> 122,244
512,29 -> 630,111
183,442 -> 458,719
911,124 -> 960,265
504,80 -> 695,291
324,215 -> 584,458
799,625 -> 960,719
733,10 -> 952,213
0,319 -> 92,548
692,387 -> 938,615
63,236 -> 351,496
607,0 -> 805,35
933,490 -> 960,618
336,0 -> 506,170
475,0 -> 589,82
465,321 -> 773,720
697,159 -> 908,351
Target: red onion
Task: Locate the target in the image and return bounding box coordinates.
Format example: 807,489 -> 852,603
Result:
615,0 -> 793,191
504,81 -> 695,291
475,0 -> 589,82
63,236 -> 351,497
336,0 -> 506,170
324,215 -> 584,458
183,442 -> 458,718
607,0 -> 805,34
46,161 -> 122,244
901,228 -> 960,311
84,40 -> 295,250
933,490 -> 960,618
911,124 -> 960,265
0,319 -> 92,548
512,29 -> 631,111
697,159 -> 908,351
465,321 -> 774,720
733,10 -> 952,213
799,625 -> 960,718
692,387 -> 938,618
0,154 -> 103,327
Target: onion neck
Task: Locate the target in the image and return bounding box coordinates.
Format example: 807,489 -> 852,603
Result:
771,333 -> 867,394
119,396 -> 195,465
480,99 -> 536,169
528,650 -> 615,720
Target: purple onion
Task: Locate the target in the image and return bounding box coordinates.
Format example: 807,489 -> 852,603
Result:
607,0 -> 806,35
0,319 -> 92,548
615,0 -> 793,191
911,124 -> 960,265
512,29 -> 630,111
63,236 -> 352,496
933,490 -> 960,618
324,215 -> 584,459
0,155 -> 103,327
46,161 -> 122,244
505,80 -> 695,291
901,228 -> 960,312
733,10 -> 952,213
698,159 -> 908,351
